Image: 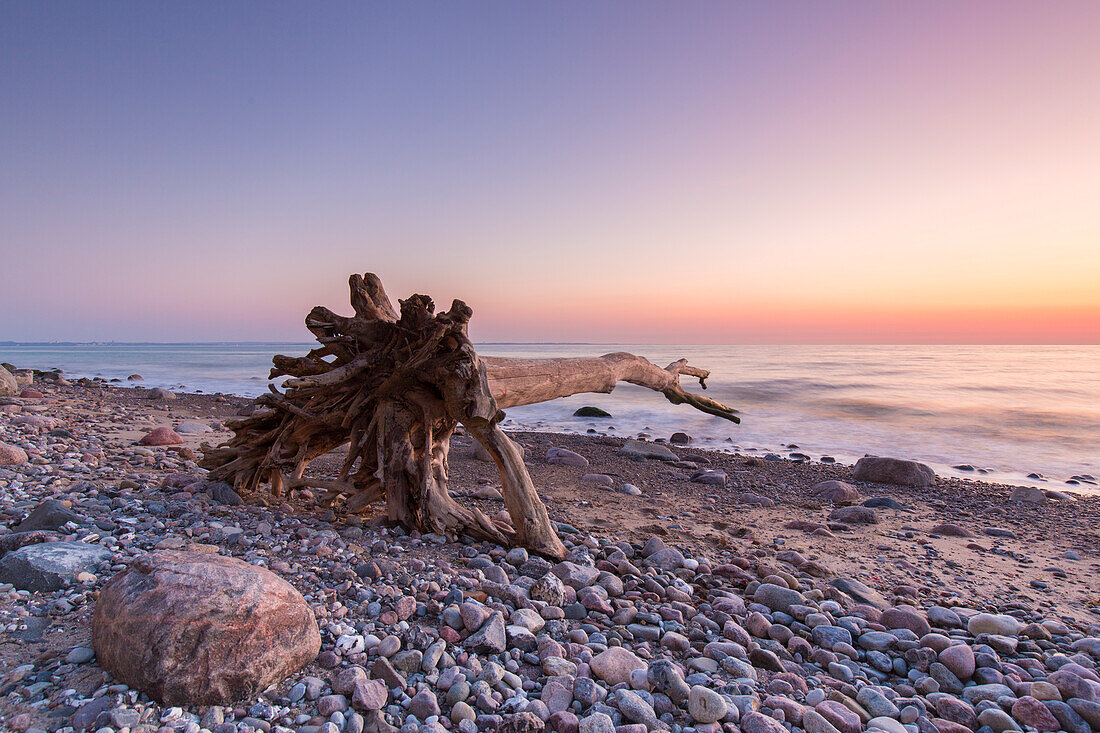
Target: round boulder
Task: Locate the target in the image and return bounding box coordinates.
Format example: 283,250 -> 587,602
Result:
812,480 -> 860,504
139,427 -> 184,446
92,551 -> 320,705
853,456 -> 936,487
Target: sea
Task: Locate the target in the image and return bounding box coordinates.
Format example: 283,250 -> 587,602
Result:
2,343 -> 1097,491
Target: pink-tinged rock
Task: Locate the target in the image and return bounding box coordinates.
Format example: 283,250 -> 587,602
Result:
741,712 -> 789,733
881,606 -> 931,636
853,456 -> 936,487
1011,696 -> 1060,732
764,695 -> 806,725
18,389 -> 43,399
828,505 -> 880,524
547,711 -> 579,733
332,666 -> 368,695
394,595 -> 416,621
139,427 -> 184,446
91,551 -> 320,705
11,414 -> 59,430
929,718 -> 972,733
1048,669 -> 1096,701
352,678 -> 388,710
160,473 -> 202,489
811,480 -> 860,503
459,601 -> 492,631
815,701 -> 861,733
439,626 -> 461,644
589,647 -> 646,686
939,644 -> 976,680
0,442 -> 28,466
930,523 -> 974,537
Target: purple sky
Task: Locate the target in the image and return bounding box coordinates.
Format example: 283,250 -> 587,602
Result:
2,2 -> 1098,343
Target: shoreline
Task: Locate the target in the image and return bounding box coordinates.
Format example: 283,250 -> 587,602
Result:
5,360 -> 1095,494
3,372 -> 1100,732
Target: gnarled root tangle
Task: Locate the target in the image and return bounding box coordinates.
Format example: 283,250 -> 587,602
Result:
201,273 -> 739,560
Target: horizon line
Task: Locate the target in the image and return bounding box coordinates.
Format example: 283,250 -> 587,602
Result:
2,341 -> 1099,347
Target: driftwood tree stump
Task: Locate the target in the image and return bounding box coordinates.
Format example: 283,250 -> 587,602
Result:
201,273 -> 739,559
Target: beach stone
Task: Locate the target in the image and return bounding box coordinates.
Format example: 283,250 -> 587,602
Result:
578,712 -> 615,733
410,689 -> 441,719
742,711 -> 789,733
176,420 -> 213,434
829,577 -> 889,608
14,499 -> 82,531
647,659 -> 690,703
853,456 -> 935,487
619,439 -> 678,461
139,427 -> 184,446
867,717 -> 907,733
880,606 -> 930,635
815,701 -> 861,733
754,582 -> 805,613
352,679 -> 388,711
930,523 -> 974,537
1045,700 -> 1090,733
1049,669 -> 1096,700
1010,486 -> 1047,504
0,442 -> 28,466
1068,699 -> 1100,728
829,505 -> 880,524
812,480 -> 859,503
207,481 -> 243,506
465,611 -> 506,654
0,365 -> 18,396
938,644 -> 975,679
691,468 -> 728,486
574,406 -> 611,418
552,562 -> 599,590
530,572 -> 567,605
547,447 -> 589,467
968,613 -> 1021,636
72,697 -> 113,730
148,387 -> 176,400
589,647 -> 646,686
688,685 -> 727,723
615,690 -> 657,728
0,541 -> 111,591
811,625 -> 853,649
978,707 -> 1022,732
1011,696 -> 1059,731
803,710 -> 843,733
91,550 -> 320,704
644,547 -> 684,571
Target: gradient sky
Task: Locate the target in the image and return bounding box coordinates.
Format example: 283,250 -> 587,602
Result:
2,2 -> 1098,343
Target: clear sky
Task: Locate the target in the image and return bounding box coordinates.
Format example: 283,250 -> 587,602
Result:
1,2 -> 1098,343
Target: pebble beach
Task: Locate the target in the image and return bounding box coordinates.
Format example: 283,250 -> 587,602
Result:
2,367 -> 1100,733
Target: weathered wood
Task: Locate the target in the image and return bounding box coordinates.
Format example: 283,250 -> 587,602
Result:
200,273 -> 739,559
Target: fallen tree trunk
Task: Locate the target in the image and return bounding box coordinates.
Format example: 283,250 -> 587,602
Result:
200,273 -> 739,559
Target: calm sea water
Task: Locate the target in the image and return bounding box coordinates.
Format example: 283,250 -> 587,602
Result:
2,343 -> 1097,490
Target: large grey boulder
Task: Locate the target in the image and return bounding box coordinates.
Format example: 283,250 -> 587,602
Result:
0,542 -> 112,591
619,440 -> 678,461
